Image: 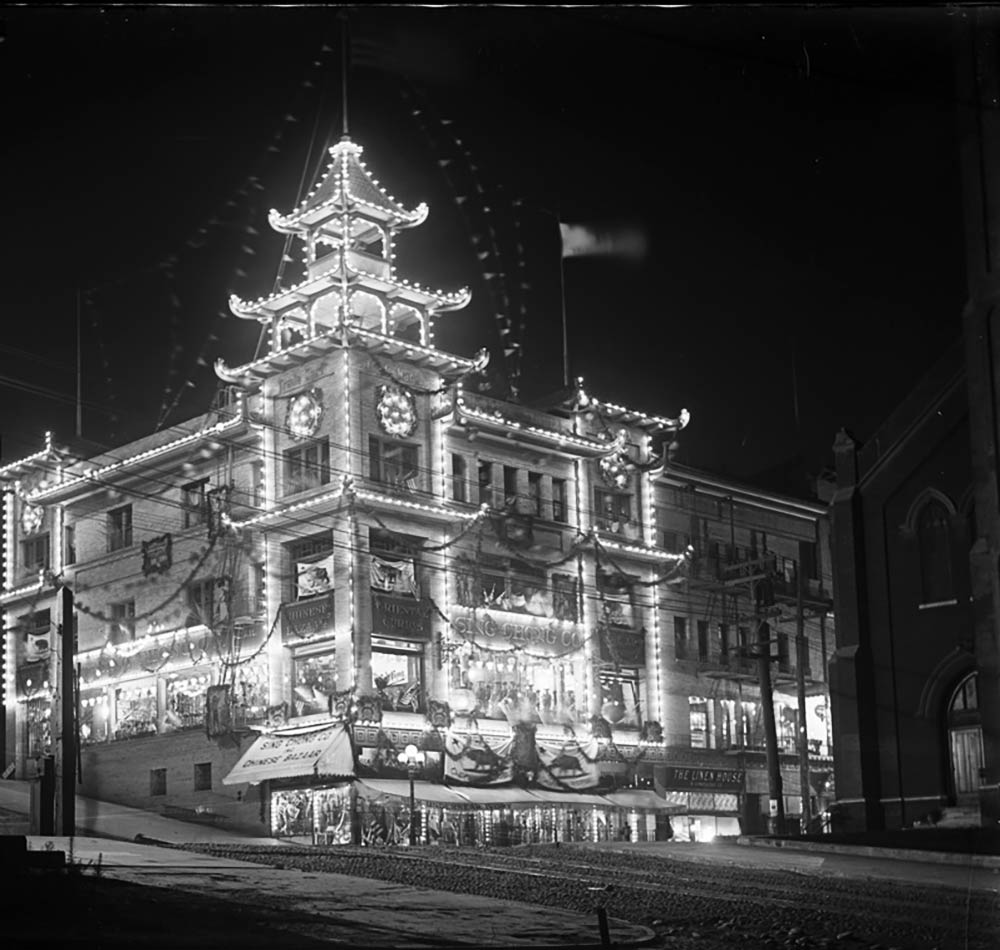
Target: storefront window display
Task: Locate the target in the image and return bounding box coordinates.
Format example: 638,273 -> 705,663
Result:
271,785 -> 353,844
232,662 -> 270,726
454,557 -> 554,618
114,680 -> 158,739
448,645 -> 586,725
25,698 -> 52,757
372,638 -> 424,713
164,674 -> 212,730
79,691 -> 111,745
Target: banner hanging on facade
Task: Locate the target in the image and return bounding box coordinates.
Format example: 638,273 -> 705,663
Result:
535,736 -> 601,791
443,732 -> 514,785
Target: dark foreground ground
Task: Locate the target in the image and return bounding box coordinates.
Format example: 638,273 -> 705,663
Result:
4,840 -> 999,950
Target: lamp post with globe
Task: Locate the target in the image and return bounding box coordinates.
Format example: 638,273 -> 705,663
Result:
397,743 -> 426,846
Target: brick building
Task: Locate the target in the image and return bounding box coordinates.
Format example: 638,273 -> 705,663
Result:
1,134 -> 834,844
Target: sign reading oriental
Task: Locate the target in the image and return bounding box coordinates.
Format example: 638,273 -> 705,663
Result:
452,610 -> 584,657
372,593 -> 431,640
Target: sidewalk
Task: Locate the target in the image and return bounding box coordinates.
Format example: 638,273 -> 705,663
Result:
23,835 -> 656,948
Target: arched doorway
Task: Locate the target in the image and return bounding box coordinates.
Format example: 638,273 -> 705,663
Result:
948,672 -> 984,804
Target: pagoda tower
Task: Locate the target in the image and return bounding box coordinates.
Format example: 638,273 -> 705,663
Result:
223,135 -> 471,355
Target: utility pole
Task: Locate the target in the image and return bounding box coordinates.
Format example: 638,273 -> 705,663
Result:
54,586 -> 76,836
795,564 -> 812,834
757,619 -> 784,834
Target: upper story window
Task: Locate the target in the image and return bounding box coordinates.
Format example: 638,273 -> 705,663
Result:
916,500 -> 953,604
289,535 -> 335,601
455,556 -> 551,616
597,570 -> 635,628
63,524 -> 76,566
369,436 -> 418,491
107,505 -> 133,552
451,454 -> 468,503
188,577 -> 228,627
21,534 -> 50,572
283,439 -> 331,496
594,488 -> 632,533
503,466 -> 518,506
182,479 -> 210,528
527,472 -> 543,517
551,477 -> 568,523
478,461 -> 493,507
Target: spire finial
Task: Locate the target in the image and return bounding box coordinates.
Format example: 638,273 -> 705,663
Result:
339,11 -> 350,138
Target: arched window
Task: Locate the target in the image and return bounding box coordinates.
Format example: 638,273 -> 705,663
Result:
917,500 -> 953,604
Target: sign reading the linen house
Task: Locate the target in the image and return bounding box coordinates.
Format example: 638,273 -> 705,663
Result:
281,591 -> 335,639
372,593 -> 431,640
452,610 -> 584,657
663,765 -> 745,790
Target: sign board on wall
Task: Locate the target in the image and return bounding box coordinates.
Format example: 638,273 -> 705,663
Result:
281,591 -> 335,639
372,593 -> 431,640
661,765 -> 745,790
451,609 -> 584,657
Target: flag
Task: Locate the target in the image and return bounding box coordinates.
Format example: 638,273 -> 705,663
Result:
559,222 -> 648,260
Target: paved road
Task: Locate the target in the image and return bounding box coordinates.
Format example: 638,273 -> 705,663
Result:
575,840 -> 1000,894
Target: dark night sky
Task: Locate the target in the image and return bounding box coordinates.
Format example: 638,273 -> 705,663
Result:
0,6 -> 976,494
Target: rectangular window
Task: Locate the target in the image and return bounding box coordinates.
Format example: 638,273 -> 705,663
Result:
451,454 -> 468,503
527,472 -> 543,516
292,648 -> 337,717
290,535 -> 335,601
283,439 -> 331,496
193,762 -> 212,791
150,768 -> 167,796
552,572 -> 579,622
182,479 -> 210,528
63,524 -> 76,565
718,623 -> 730,664
551,478 -> 567,523
674,616 -> 689,660
188,578 -> 222,626
598,571 -> 634,627
369,436 -> 419,491
503,466 -> 518,505
697,620 -> 709,661
599,670 -> 641,728
738,625 -> 751,669
595,489 -> 632,531
107,505 -> 133,552
372,637 -> 425,714
21,534 -> 50,572
478,461 -> 493,506
109,600 -> 136,643
689,697 -> 709,749
662,530 -> 678,551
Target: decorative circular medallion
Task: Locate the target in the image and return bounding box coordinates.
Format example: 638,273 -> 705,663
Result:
287,389 -> 324,440
20,503 -> 44,536
376,384 -> 417,438
599,452 -> 630,490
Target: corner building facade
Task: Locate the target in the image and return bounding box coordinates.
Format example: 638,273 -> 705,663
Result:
1,136 -> 834,844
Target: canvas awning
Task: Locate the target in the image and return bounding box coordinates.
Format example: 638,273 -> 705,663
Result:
451,785 -> 542,806
223,723 -> 354,786
356,779 -> 471,807
529,789 -> 612,808
601,789 -> 686,813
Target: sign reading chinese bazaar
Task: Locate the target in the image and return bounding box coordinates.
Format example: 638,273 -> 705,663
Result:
372,593 -> 430,640
451,610 -> 584,657
281,591 -> 335,639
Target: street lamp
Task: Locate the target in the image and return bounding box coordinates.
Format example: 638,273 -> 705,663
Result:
397,743 -> 426,846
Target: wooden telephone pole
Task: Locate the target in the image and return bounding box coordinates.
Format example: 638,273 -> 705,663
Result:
54,585 -> 76,836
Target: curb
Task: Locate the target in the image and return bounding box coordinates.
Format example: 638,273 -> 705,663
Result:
736,835 -> 1000,869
